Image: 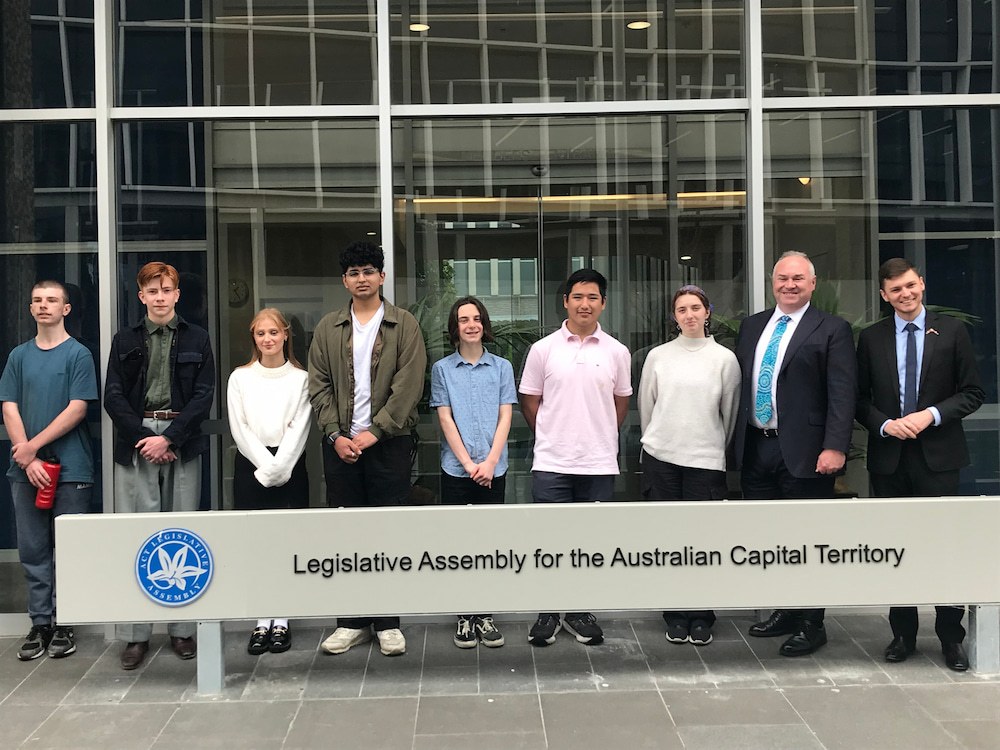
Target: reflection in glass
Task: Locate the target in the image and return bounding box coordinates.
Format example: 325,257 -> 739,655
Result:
394,115 -> 747,501
0,2 -> 94,108
116,119 -> 379,508
117,1 -> 376,106
763,0 -> 997,96
391,0 -> 744,104
0,122 -> 101,611
764,108 -> 999,492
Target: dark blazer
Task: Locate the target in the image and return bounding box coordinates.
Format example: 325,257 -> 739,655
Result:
104,316 -> 215,465
734,305 -> 858,478
856,309 -> 984,475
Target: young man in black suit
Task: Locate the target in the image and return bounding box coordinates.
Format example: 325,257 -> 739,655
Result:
734,251 -> 858,656
856,257 -> 985,672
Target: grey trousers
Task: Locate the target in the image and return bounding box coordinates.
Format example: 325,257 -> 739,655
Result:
114,418 -> 201,642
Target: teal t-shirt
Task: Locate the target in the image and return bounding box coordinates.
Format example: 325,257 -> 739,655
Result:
0,337 -> 98,483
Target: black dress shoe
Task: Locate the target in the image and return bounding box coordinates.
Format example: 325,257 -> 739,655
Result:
248,626 -> 270,655
120,641 -> 149,670
269,625 -> 292,654
749,610 -> 798,638
942,642 -> 969,672
884,636 -> 916,663
170,636 -> 197,660
779,621 -> 827,657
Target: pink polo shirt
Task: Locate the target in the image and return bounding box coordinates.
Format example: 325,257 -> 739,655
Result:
519,321 -> 633,475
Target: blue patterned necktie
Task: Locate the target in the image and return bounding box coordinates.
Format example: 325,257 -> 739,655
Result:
755,315 -> 791,424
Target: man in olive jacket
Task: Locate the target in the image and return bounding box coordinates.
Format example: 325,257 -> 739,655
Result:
308,240 -> 426,657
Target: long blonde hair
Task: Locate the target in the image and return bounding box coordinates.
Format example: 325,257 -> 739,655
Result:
241,308 -> 304,370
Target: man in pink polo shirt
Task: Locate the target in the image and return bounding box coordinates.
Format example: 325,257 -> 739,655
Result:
519,268 -> 632,647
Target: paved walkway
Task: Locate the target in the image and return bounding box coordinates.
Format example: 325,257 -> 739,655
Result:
1,615 -> 997,749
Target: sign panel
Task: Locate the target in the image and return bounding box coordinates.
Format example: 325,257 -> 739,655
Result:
56,497 -> 1000,624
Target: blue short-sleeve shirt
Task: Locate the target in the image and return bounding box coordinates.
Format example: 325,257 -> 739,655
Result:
430,350 -> 517,479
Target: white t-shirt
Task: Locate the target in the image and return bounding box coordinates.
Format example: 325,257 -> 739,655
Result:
350,303 -> 385,437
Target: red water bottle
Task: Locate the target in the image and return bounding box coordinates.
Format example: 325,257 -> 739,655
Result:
35,457 -> 61,509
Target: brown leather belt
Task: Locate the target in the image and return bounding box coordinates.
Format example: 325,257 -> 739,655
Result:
143,410 -> 180,419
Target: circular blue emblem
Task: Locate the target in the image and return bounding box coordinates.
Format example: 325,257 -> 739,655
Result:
135,528 -> 214,607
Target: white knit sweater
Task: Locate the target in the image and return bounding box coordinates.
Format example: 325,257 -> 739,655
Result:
227,360 -> 311,487
638,335 -> 741,472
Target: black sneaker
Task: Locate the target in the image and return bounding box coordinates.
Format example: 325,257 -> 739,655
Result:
528,614 -> 561,646
563,612 -> 604,645
454,616 -> 477,648
474,616 -> 505,648
665,620 -> 690,644
47,626 -> 76,658
18,624 -> 53,661
688,620 -> 713,646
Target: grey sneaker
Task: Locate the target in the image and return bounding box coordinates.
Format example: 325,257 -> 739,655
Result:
454,616 -> 477,648
563,612 -> 604,645
474,616 -> 505,648
18,624 -> 53,661
47,626 -> 77,658
528,614 -> 561,646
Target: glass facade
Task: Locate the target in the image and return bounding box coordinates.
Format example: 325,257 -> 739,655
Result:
0,0 -> 999,613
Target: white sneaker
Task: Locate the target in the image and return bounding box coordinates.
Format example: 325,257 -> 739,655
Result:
321,627 -> 372,654
376,628 -> 406,656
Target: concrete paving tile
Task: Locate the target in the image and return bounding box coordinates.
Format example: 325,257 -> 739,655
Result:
0,703 -> 58,747
478,662 -> 539,694
413,731 -> 547,749
829,613 -> 891,640
283,698 -> 417,750
300,667 -> 365,699
541,690 -> 682,750
528,638 -> 595,665
699,641 -> 774,688
359,658 -> 423,698
416,693 -> 543,735
155,701 -> 298,748
422,622 -> 482,667
758,657 -> 836,688
903,684 -> 1000,722
940,720 -> 1000,750
661,687 -> 803,726
534,661 -> 602,692
119,645 -> 197,703
239,649 -> 314,700
420,666 -> 480,696
677,723 -> 826,750
60,675 -> 137,705
25,704 -> 176,750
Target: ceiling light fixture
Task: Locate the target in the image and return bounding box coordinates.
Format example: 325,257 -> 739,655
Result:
409,22 -> 430,31
798,176 -> 811,185
627,21 -> 651,29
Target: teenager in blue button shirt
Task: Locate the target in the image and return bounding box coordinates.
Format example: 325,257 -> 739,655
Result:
430,296 -> 517,649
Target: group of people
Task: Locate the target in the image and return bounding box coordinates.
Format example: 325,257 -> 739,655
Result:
0,244 -> 983,675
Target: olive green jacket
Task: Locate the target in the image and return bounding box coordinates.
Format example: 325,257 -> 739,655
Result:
307,298 -> 427,440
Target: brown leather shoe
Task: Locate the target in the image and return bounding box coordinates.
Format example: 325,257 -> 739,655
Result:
120,641 -> 149,670
170,636 -> 197,660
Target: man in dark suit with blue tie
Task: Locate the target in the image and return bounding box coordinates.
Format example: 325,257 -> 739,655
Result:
856,257 -> 984,672
734,251 -> 858,656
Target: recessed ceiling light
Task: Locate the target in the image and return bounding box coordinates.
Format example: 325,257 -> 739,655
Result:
627,21 -> 651,30
798,176 -> 811,185
409,23 -> 430,31
367,231 -> 377,236
680,255 -> 692,261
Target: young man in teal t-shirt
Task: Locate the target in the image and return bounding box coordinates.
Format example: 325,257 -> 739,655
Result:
0,281 -> 97,661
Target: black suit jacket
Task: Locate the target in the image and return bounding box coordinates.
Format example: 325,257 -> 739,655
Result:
856,310 -> 984,475
734,305 -> 858,478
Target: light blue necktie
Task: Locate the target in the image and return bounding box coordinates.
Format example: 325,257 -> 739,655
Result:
755,315 -> 791,424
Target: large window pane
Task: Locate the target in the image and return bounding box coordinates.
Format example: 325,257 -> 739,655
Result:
0,121 -> 100,613
764,108 -> 1000,494
0,1 -> 95,108
391,0 -> 744,104
117,1 -> 376,106
117,119 -> 379,509
763,0 -> 997,96
394,114 -> 747,502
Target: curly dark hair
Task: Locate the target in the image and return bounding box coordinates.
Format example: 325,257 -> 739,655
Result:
340,241 -> 384,274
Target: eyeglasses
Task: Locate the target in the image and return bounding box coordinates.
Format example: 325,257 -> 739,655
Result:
345,267 -> 380,278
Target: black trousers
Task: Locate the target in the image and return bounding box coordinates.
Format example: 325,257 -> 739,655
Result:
323,434 -> 413,631
741,427 -> 834,625
440,471 -> 506,505
642,451 -> 720,626
872,440 -> 965,644
233,449 -> 308,511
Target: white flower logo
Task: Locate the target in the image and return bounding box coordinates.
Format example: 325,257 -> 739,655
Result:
147,544 -> 207,591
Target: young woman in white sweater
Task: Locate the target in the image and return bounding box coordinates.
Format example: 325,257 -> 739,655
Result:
227,308 -> 311,654
638,285 -> 740,646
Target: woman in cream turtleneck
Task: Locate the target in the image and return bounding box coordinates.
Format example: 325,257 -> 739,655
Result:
638,285 -> 740,647
227,307 -> 311,655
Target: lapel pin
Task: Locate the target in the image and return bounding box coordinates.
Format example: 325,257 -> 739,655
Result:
927,328 -> 939,336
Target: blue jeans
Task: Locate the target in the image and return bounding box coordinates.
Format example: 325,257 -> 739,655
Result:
10,480 -> 92,626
